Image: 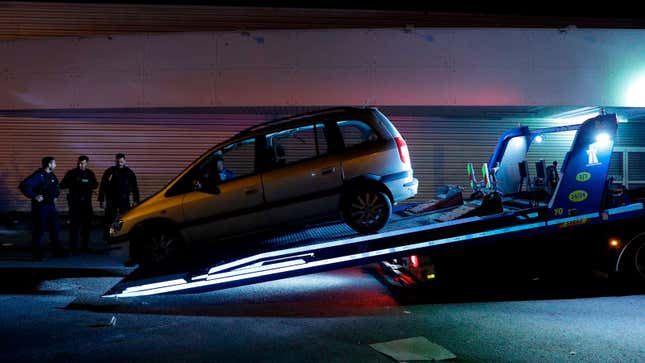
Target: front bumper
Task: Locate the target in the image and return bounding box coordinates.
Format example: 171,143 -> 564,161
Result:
108,234 -> 129,245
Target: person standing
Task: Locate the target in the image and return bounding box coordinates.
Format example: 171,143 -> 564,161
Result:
98,153 -> 139,240
59,155 -> 98,253
546,160 -> 560,194
18,156 -> 65,260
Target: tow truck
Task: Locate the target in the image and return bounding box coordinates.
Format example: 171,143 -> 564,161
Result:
104,113 -> 645,297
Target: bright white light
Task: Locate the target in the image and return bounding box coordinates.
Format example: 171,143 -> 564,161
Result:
534,135 -> 543,143
626,73 -> 645,106
122,278 -> 187,293
550,108 -> 600,125
596,133 -> 611,147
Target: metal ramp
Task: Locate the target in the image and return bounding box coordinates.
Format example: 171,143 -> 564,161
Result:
103,203 -> 644,297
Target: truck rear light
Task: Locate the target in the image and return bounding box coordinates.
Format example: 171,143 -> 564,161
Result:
395,137 -> 410,165
409,255 -> 419,268
609,238 -> 620,248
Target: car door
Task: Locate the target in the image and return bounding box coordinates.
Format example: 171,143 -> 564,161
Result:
181,137 -> 266,246
261,121 -> 343,226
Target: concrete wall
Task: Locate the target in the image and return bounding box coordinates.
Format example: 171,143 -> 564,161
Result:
2,27 -> 645,109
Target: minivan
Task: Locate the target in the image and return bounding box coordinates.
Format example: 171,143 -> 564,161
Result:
109,107 -> 418,266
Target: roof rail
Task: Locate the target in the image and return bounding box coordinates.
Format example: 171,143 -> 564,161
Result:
235,106 -> 368,136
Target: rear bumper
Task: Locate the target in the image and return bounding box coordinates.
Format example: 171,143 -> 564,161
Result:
385,172 -> 418,202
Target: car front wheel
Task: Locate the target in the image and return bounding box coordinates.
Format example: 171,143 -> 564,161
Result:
343,189 -> 392,234
130,226 -> 185,268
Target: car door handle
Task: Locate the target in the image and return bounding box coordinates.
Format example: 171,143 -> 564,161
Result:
244,188 -> 259,195
321,167 -> 337,175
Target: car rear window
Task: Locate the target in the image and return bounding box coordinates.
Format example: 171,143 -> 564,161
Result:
337,120 -> 379,148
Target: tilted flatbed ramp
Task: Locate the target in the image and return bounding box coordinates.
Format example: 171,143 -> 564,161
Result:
103,203 -> 643,297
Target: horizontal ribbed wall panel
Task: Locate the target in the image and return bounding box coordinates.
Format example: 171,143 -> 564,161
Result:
1,3 -> 644,39
0,111 -> 269,213
0,107 -> 640,213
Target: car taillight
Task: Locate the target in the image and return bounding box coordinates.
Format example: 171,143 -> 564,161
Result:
395,137 -> 410,165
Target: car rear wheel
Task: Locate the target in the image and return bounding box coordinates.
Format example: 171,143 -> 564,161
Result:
343,189 -> 392,234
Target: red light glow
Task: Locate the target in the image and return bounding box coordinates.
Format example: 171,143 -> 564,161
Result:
395,137 -> 410,165
410,255 -> 419,268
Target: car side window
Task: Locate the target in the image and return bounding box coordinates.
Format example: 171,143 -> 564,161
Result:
194,138 -> 256,189
266,123 -> 328,168
337,120 -> 379,148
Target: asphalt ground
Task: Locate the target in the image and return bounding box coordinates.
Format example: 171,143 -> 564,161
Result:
0,220 -> 644,363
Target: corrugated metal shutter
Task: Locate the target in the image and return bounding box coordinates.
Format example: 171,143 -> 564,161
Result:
0,110 -> 270,213
0,107 -> 636,213
383,114 -> 582,200
616,122 -> 645,147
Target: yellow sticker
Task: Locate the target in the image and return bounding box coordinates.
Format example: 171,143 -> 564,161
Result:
576,172 -> 591,182
568,190 -> 588,202
558,218 -> 589,228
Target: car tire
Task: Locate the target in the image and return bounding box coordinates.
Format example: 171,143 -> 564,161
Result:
343,189 -> 392,234
130,225 -> 186,269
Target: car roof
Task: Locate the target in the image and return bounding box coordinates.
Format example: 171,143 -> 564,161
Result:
233,106 -> 377,139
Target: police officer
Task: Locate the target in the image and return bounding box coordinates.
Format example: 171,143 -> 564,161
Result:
98,153 -> 139,240
60,155 -> 98,254
19,156 -> 65,260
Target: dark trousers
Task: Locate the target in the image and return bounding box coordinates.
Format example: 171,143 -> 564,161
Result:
548,180 -> 558,194
69,201 -> 93,251
32,204 -> 61,257
104,200 -> 130,240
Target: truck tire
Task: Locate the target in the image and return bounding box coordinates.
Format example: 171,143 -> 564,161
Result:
617,232 -> 645,287
342,189 -> 392,234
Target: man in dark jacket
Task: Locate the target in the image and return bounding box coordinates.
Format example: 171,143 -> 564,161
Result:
60,155 -> 98,253
546,160 -> 560,194
19,156 -> 65,260
98,153 -> 139,240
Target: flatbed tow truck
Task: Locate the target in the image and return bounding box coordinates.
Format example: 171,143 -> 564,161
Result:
104,113 -> 645,297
